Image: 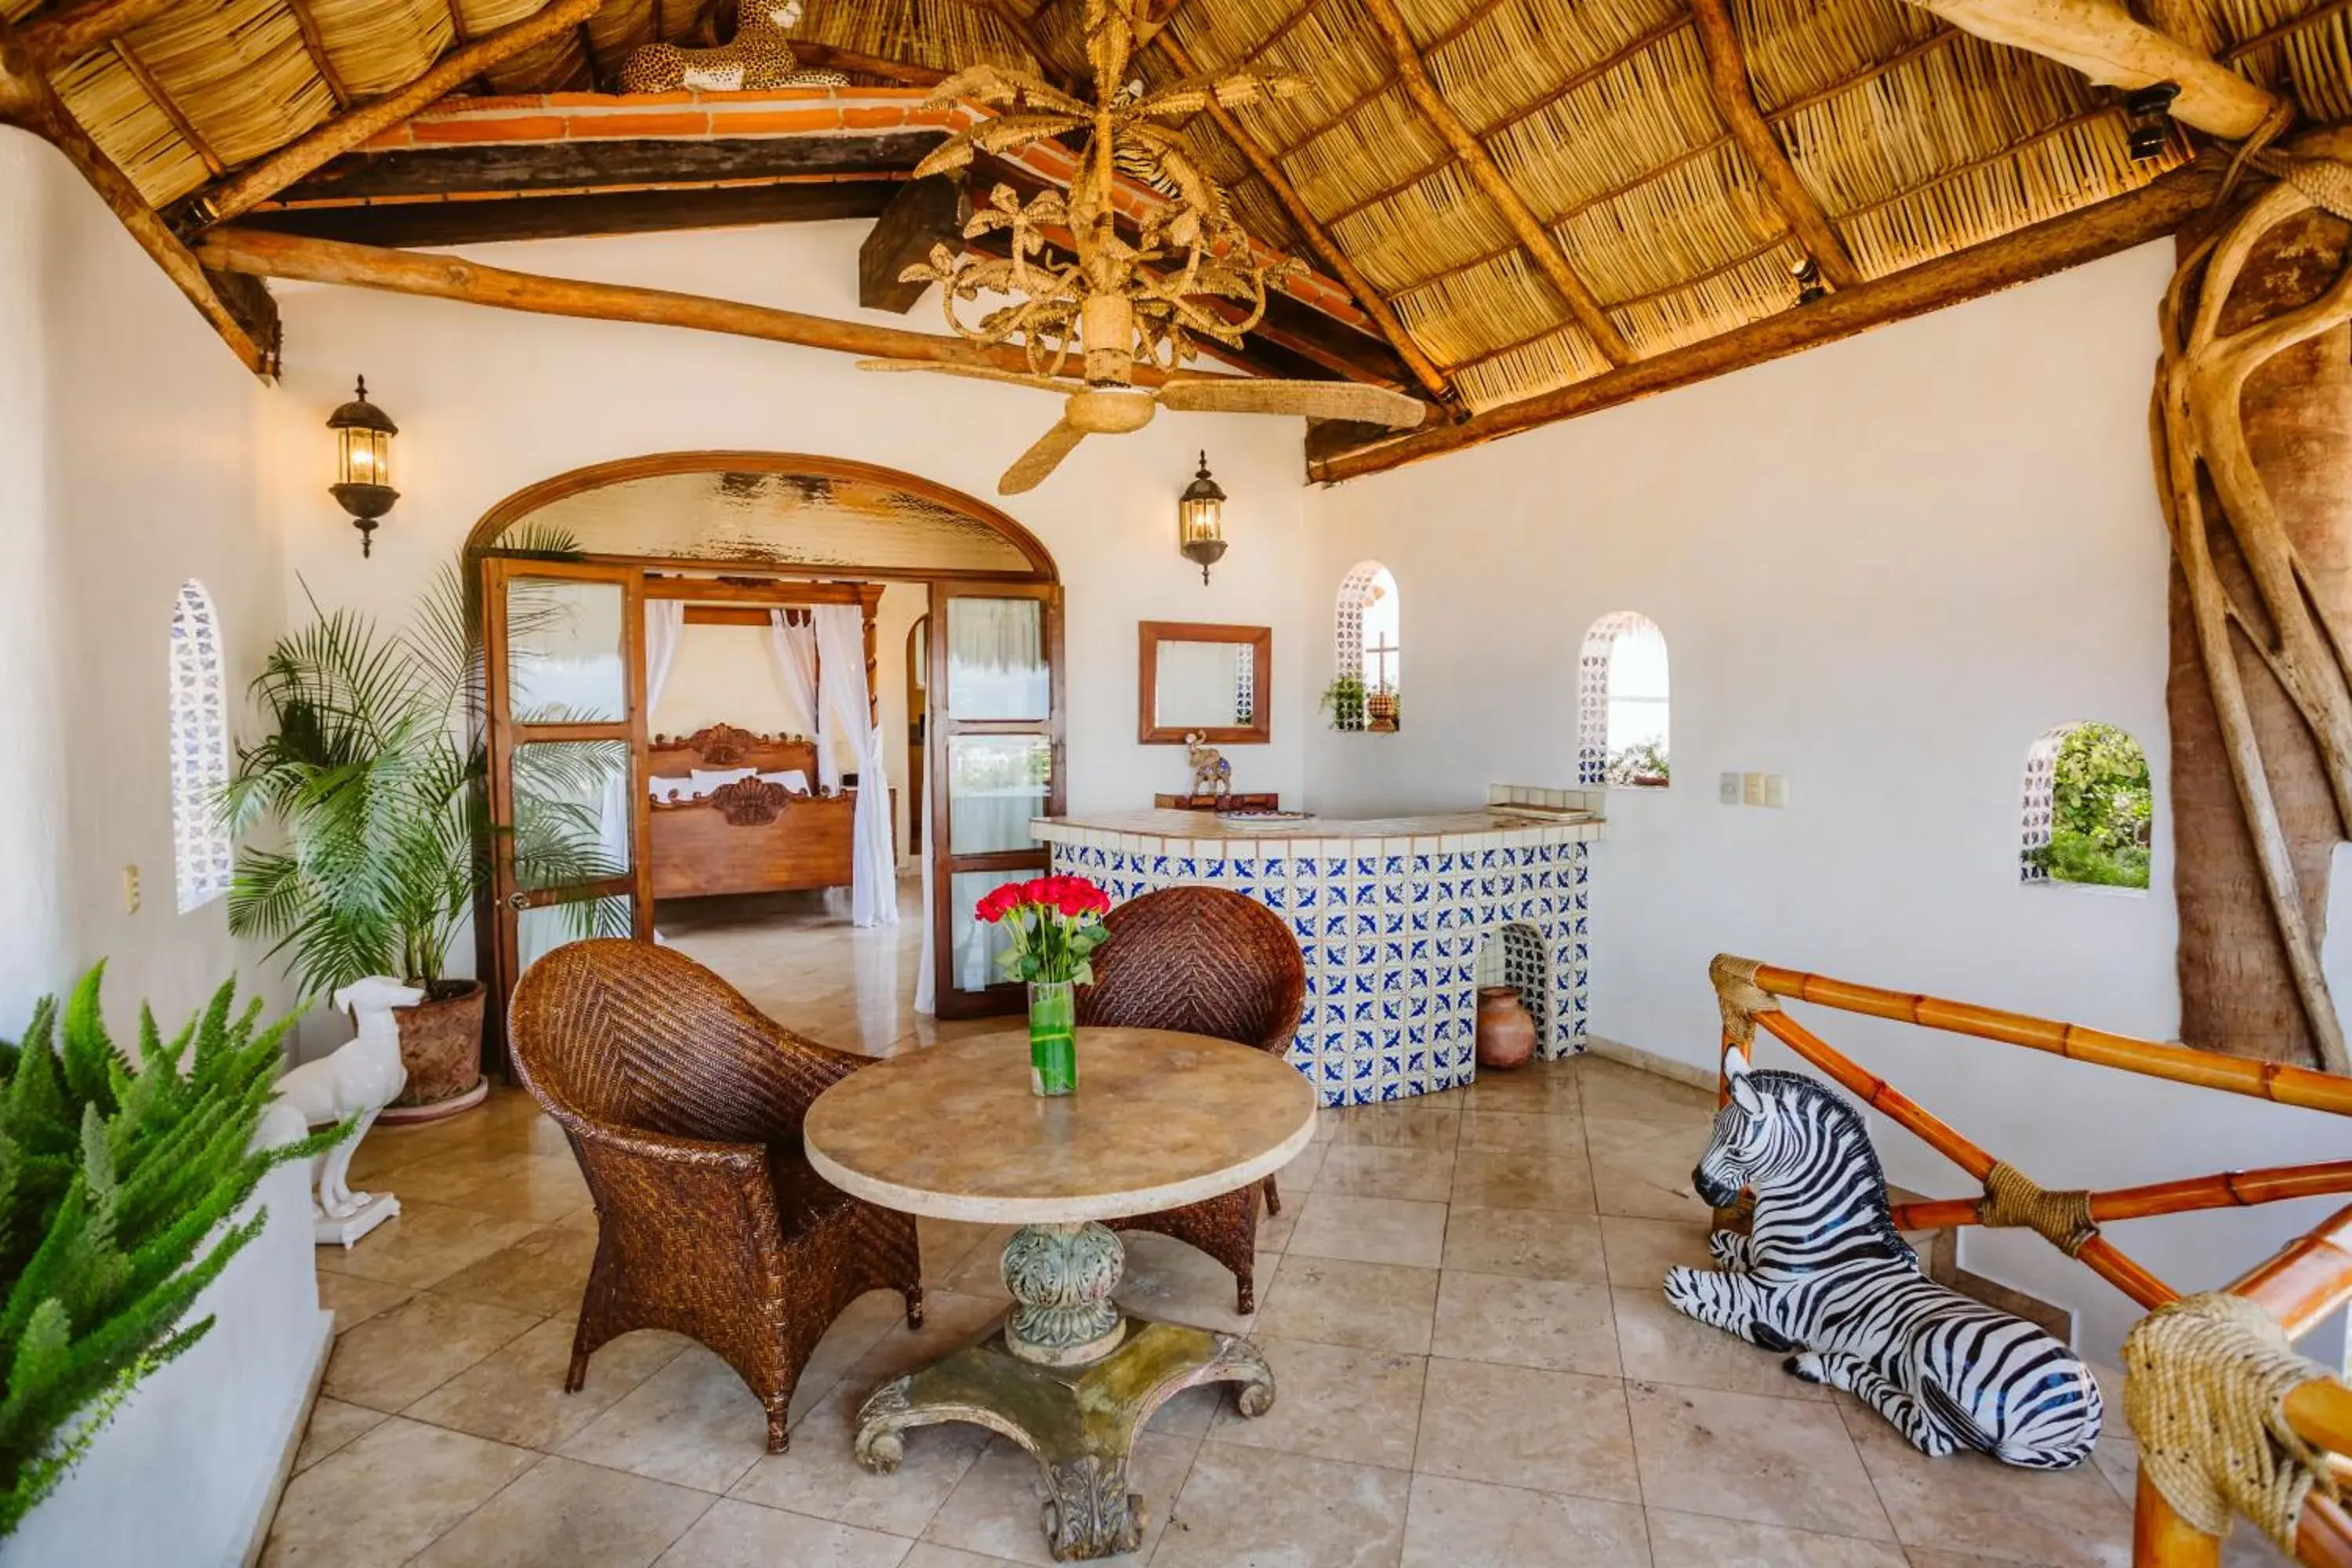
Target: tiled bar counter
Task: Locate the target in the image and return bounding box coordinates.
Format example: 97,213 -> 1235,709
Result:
1032,795 -> 1604,1105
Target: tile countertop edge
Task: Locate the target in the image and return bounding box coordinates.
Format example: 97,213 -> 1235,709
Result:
1030,808 -> 1606,848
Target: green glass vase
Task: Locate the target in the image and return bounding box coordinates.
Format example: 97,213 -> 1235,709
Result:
1028,979 -> 1078,1097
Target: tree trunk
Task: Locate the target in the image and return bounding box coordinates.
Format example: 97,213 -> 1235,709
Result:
2170,202 -> 2352,1066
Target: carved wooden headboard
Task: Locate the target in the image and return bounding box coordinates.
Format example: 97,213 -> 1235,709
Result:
647,723 -> 821,784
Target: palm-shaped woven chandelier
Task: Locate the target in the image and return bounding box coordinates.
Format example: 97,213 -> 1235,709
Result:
858,0 -> 1424,494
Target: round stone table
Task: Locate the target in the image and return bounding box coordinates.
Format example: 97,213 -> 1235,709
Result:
804,1026 -> 1317,1562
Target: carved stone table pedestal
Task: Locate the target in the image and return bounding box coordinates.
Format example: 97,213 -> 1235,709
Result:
805,1029 -> 1316,1563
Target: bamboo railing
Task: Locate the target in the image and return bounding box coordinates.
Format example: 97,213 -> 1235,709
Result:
1709,956 -> 2352,1567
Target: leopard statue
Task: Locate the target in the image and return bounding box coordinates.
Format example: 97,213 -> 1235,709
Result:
619,0 -> 848,93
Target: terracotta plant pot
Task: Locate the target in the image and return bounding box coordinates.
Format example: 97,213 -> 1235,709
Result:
1475,985 -> 1537,1071
383,979 -> 488,1121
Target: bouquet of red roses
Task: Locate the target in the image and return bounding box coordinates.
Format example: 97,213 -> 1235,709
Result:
975,874 -> 1112,985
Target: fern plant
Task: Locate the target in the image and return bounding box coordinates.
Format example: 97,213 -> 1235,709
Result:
0,967 -> 343,1537
224,543 -> 627,996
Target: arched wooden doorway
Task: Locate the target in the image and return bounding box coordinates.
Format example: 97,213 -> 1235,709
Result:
470,452 -> 1064,1033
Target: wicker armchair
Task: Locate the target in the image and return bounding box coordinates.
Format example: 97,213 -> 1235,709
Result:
1075,885 -> 1307,1312
508,940 -> 923,1453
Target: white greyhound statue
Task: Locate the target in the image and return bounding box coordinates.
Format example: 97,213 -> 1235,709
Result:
276,976 -> 420,1244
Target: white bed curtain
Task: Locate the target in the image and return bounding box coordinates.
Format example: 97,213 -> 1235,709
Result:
600,600 -> 686,873
764,610 -> 821,740
813,604 -> 897,927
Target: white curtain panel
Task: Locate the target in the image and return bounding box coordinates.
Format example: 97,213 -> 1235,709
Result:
813,604 -> 897,927
597,600 -> 688,873
765,611 -> 821,740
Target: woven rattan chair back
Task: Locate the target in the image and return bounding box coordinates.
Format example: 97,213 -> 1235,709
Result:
1076,885 -> 1305,1054
510,938 -> 826,1145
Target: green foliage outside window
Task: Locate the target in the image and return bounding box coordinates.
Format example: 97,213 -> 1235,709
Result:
0,968 -> 346,1536
1606,739 -> 1671,786
2031,722 -> 2152,890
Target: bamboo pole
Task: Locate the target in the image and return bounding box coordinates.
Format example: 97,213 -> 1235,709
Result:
1892,1160 -> 2352,1232
2233,1202 -> 2352,1334
1150,29 -> 1454,404
194,225 -> 1182,384
0,25 -> 270,376
1686,0 -> 1862,292
2133,1470 -> 2222,1568
1899,0 -> 2290,142
1352,0 -> 1635,367
1750,960 -> 2352,1116
1312,156 -> 2223,480
191,0 -> 607,227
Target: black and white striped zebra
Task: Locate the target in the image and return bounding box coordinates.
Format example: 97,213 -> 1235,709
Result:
1666,1051 -> 2102,1468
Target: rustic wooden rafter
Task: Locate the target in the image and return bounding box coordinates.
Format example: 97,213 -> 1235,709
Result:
193,223 -> 1194,386
0,22 -> 274,374
1900,0 -> 2291,140
16,0 -> 179,65
2223,0 -> 2352,61
187,0 -> 604,227
1311,153 -> 2223,481
1355,0 -> 1634,365
1152,28 -> 1451,401
109,34 -> 225,174
281,0 -> 355,107
1686,0 -> 1861,291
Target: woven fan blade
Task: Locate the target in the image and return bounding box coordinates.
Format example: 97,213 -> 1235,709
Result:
1000,421 -> 1087,495
854,360 -> 1071,395
1157,379 -> 1427,429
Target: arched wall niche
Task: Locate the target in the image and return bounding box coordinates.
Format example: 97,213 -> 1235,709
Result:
467,451 -> 1059,583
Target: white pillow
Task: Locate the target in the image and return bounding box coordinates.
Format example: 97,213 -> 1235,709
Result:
647,774 -> 699,801
757,769 -> 811,793
691,767 -> 755,791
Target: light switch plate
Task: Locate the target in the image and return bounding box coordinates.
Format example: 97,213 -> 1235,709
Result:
122,865 -> 140,915
1719,772 -> 1741,804
1741,771 -> 1766,806
1764,774 -> 1789,809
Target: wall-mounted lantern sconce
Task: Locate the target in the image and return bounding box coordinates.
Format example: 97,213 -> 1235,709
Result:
328,376 -> 398,557
1178,451 -> 1227,586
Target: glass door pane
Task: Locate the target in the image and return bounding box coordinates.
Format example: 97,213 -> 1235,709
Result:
929,582 -> 1062,1019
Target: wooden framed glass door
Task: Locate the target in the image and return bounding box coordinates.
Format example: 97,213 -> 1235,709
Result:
928,580 -> 1065,1020
481,556 -> 650,1032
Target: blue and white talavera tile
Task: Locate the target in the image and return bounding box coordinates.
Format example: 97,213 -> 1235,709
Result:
1047,837 -> 1592,1106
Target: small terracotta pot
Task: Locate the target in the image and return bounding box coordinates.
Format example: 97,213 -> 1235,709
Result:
389,980 -> 487,1112
1475,985 -> 1537,1071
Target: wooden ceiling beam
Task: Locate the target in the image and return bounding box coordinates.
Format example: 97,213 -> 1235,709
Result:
1898,0 -> 2289,140
187,0 -> 603,227
1310,153 -> 2224,482
1687,0 -> 1860,291
1152,29 -> 1450,401
192,223 -> 1189,385
243,179 -> 905,245
17,0 -> 179,65
282,0 -> 355,107
108,34 -> 225,174
0,24 -> 274,374
1356,0 -> 1633,365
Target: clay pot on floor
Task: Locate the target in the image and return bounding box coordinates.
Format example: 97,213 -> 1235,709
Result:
385,979 -> 488,1120
1475,985 -> 1537,1070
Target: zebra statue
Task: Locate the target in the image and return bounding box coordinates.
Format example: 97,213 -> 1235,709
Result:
1667,1051 -> 2102,1468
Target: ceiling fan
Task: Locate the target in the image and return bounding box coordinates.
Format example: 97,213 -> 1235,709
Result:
853,0 -> 1426,495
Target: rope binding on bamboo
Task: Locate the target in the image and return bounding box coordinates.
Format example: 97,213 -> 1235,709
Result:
2245,151 -> 2352,222
1709,953 -> 1777,1051
2122,1291 -> 2342,1551
1975,1160 -> 2099,1256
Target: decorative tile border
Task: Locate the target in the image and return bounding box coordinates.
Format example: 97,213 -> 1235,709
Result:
1041,819 -> 1593,1106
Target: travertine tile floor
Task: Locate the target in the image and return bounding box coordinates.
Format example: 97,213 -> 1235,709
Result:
264,891 -> 2275,1566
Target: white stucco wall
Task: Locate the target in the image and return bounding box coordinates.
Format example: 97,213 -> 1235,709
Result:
1303,242 -> 2351,1363
0,128 -> 321,1567
261,220 -> 1314,848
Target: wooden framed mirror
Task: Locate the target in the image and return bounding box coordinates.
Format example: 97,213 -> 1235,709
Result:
1138,621 -> 1271,745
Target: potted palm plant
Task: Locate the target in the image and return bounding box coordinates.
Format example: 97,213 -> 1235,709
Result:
224,552 -> 625,1120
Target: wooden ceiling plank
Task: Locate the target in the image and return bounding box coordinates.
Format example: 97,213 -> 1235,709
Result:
1311,152 -> 2224,481
108,34 -> 226,174
1356,0 -> 1633,364
1688,0 -> 1860,289
246,179 -> 904,244
190,0 -> 604,227
18,0 -> 180,66
1898,0 -> 2289,140
194,223 -> 1200,383
282,0 -> 355,107
1154,27 -> 1451,400
0,26 -> 271,373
